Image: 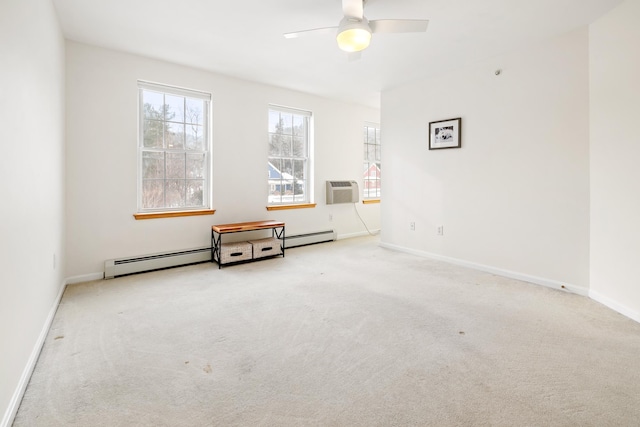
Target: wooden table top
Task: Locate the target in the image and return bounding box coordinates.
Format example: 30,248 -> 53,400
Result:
212,220 -> 285,234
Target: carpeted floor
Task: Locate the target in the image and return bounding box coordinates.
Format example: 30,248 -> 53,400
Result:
14,237 -> 640,426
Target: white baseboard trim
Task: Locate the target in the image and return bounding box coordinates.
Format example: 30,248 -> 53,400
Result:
2,271 -> 104,427
65,272 -> 104,285
589,290 -> 640,323
1,279 -> 67,427
338,230 -> 381,240
379,242 -> 588,296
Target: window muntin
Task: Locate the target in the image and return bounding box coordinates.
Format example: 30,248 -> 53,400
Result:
138,81 -> 211,212
268,106 -> 312,205
363,123 -> 381,199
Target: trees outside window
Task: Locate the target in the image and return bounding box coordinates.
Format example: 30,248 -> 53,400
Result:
268,106 -> 312,205
138,82 -> 211,212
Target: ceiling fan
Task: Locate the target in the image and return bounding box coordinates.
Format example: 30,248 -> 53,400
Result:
284,0 -> 429,55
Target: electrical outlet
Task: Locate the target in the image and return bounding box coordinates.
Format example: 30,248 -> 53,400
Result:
410,222 -> 415,231
437,226 -> 444,236
329,214 -> 333,222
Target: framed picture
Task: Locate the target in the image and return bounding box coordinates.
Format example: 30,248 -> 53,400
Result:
429,118 -> 461,150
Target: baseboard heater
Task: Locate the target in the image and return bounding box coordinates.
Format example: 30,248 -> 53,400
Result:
104,247 -> 211,279
104,230 -> 335,279
280,230 -> 336,249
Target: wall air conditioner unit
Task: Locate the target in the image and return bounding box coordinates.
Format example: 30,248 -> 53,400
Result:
326,180 -> 359,204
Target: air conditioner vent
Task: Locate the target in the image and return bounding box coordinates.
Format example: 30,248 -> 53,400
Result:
326,180 -> 359,204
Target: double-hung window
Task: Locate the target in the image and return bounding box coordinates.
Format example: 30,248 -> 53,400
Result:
138,81 -> 211,213
363,123 -> 381,199
268,106 -> 312,206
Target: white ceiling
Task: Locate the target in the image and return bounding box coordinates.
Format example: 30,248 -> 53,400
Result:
52,0 -> 622,108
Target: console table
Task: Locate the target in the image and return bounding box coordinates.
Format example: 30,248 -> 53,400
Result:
211,220 -> 285,268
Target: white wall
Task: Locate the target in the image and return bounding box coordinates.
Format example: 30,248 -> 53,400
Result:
589,0 -> 640,320
380,28 -> 590,292
0,0 -> 66,424
65,42 -> 380,277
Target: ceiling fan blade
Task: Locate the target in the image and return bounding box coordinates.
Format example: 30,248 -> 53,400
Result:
370,19 -> 429,34
342,0 -> 364,19
284,26 -> 338,39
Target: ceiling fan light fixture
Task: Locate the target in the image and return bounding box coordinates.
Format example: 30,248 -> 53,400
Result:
336,18 -> 372,52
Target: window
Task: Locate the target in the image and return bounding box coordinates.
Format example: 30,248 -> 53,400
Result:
363,123 -> 381,199
138,81 -> 211,213
268,106 -> 312,205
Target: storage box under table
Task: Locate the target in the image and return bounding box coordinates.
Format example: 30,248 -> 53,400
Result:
211,220 -> 285,268
219,241 -> 253,264
249,237 -> 282,259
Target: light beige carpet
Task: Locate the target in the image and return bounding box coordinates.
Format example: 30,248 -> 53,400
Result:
14,237 -> 640,426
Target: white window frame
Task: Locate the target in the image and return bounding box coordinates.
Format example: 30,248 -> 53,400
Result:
363,122 -> 381,200
267,105 -> 313,206
137,81 -> 212,213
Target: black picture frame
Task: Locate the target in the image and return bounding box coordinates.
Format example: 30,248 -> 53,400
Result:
429,118 -> 461,150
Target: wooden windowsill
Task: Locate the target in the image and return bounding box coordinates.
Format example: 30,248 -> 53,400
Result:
266,203 -> 317,211
133,209 -> 216,220
362,199 -> 381,204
